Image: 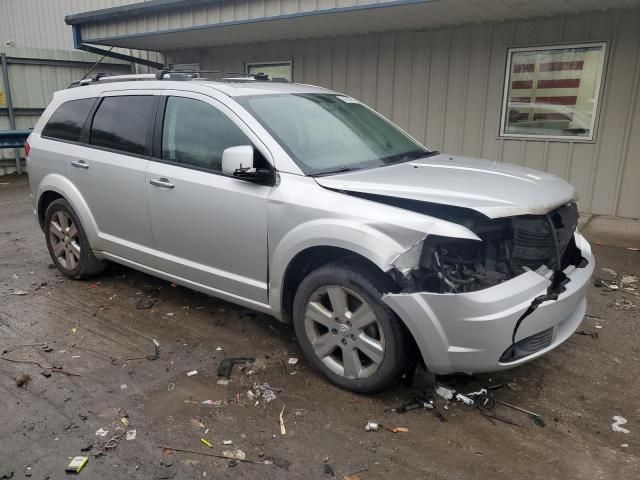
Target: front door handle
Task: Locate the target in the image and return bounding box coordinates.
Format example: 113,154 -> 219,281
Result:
71,160 -> 89,169
149,178 -> 175,189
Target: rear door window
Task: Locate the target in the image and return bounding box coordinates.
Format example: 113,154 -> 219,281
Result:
90,96 -> 156,156
41,98 -> 95,142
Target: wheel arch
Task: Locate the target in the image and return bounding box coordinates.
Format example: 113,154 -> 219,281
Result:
278,245 -> 400,324
36,174 -> 101,248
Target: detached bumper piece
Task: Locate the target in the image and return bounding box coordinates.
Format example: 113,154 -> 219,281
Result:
499,327 -> 554,362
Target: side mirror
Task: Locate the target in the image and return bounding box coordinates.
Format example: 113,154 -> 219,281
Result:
222,145 -> 273,184
222,145 -> 254,176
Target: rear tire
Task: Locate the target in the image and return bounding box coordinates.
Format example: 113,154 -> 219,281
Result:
292,259 -> 409,393
44,198 -> 105,279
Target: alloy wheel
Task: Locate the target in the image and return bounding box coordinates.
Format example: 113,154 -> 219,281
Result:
303,285 -> 385,379
49,211 -> 81,270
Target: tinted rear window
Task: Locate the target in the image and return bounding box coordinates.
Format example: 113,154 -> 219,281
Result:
90,96 -> 156,156
41,98 -> 95,142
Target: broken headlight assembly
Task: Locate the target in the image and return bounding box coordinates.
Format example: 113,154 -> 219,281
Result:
398,203 -> 586,294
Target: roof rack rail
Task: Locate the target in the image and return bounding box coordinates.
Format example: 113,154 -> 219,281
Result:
69,69 -> 289,88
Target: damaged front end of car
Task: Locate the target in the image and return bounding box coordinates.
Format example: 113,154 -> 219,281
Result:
392,202 -> 584,295
382,200 -> 594,375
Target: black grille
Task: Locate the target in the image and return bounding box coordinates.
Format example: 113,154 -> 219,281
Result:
511,203 -> 579,272
500,327 -> 554,362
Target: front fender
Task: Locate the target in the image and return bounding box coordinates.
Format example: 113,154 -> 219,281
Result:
269,218 -> 424,311
37,173 -> 102,249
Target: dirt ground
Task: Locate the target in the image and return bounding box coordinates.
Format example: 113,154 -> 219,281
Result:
1,174 -> 639,480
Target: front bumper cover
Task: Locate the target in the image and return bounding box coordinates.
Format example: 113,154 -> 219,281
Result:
382,233 -> 594,375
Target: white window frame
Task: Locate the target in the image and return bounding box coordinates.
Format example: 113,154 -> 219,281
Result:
245,60 -> 293,81
499,42 -> 607,142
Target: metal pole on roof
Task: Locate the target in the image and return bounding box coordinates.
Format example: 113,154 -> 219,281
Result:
0,53 -> 22,175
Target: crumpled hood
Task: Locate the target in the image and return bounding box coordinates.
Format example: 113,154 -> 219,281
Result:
314,154 -> 578,218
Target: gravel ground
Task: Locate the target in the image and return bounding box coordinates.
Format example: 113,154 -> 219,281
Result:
1,174 -> 639,480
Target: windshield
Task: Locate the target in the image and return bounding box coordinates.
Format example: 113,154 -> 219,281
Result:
237,93 -> 433,175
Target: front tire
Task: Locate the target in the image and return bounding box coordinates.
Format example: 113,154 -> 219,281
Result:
292,260 -> 409,393
44,198 -> 105,279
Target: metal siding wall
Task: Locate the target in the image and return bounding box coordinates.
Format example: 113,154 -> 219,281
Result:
0,0 -> 146,50
165,9 -> 640,218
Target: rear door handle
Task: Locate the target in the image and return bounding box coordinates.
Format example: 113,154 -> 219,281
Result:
149,178 -> 175,189
71,160 -> 89,169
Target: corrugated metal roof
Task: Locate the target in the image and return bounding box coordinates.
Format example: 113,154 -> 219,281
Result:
71,0 -> 640,51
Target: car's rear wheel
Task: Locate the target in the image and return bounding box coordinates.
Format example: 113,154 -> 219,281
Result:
45,198 -> 105,279
292,260 -> 409,393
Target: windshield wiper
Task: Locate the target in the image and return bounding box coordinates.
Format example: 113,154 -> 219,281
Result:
312,167 -> 362,177
382,149 -> 439,165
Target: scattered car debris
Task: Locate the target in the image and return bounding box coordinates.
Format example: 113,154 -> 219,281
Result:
280,405 -> 287,435
65,456 -> 89,474
364,421 -> 408,433
435,385 -> 455,400
248,383 -> 280,406
217,357 -> 254,379
391,397 -> 434,413
158,445 -> 265,466
594,278 -> 619,290
612,416 -> 630,433
497,401 -> 545,427
187,370 -> 198,377
15,373 -> 31,387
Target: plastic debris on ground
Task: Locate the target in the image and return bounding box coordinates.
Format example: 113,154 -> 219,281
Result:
95,428 -> 109,437
65,456 -> 89,473
201,399 -> 224,406
200,438 -> 213,448
621,275 -> 638,284
435,385 -> 455,400
187,370 -> 198,377
248,383 -> 280,406
364,421 -> 408,433
612,416 -> 630,433
126,429 -> 137,440
280,406 -> 286,435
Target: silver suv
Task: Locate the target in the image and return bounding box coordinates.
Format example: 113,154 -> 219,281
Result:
27,73 -> 594,393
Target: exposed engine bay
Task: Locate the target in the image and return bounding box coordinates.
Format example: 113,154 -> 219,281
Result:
398,203 -> 586,294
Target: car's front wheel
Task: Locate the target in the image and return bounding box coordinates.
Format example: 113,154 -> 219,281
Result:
44,198 -> 105,279
292,260 -> 410,393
